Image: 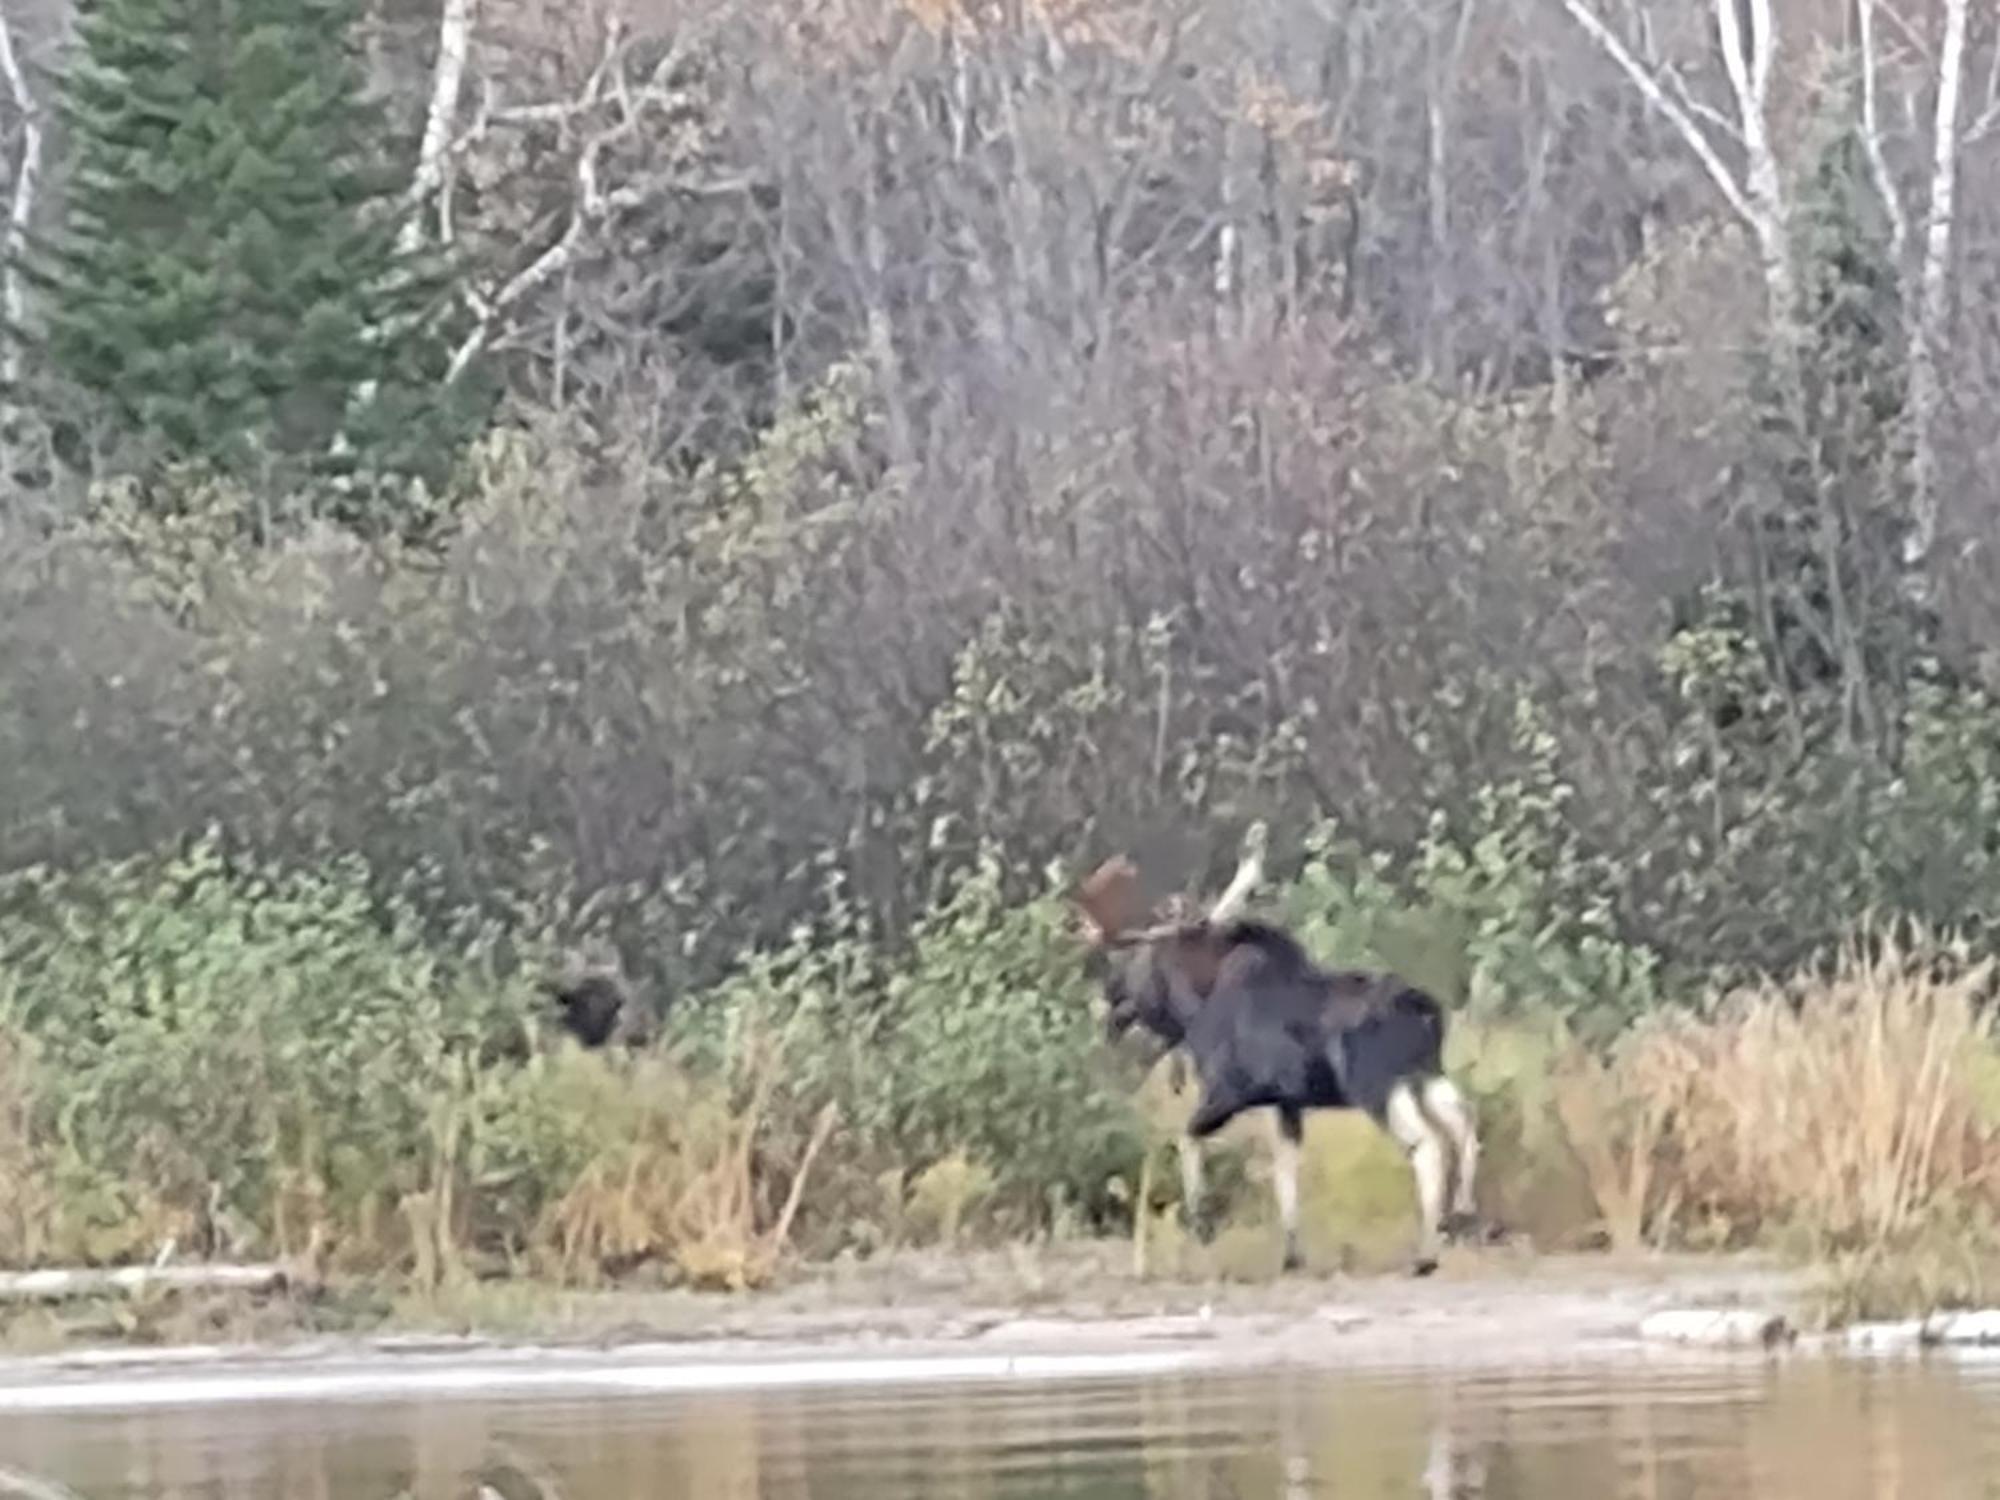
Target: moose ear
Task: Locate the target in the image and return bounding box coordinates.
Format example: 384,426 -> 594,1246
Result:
1074,855 -> 1141,946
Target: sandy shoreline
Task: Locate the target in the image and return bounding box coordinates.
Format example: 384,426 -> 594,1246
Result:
0,1251 -> 1834,1411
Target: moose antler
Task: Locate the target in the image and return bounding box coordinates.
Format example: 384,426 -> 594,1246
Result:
1206,819 -> 1268,924
1075,855 -> 1143,945
1109,821 -> 1270,945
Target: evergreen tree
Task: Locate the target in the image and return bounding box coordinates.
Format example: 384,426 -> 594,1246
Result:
29,0 -> 481,534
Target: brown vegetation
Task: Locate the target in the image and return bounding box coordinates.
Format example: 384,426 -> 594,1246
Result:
1547,922 -> 2000,1311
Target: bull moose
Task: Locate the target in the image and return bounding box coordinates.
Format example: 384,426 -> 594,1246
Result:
1074,828 -> 1482,1275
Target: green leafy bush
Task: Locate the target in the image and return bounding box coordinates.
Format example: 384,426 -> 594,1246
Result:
671,856 -> 1147,1244
0,836 -> 537,1268
1282,701 -> 1664,1043
864,857 -> 1144,1231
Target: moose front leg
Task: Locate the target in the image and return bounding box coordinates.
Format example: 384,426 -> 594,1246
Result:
1272,1106 -> 1305,1273
1167,1052 -> 1220,1244
1176,1134 -> 1214,1242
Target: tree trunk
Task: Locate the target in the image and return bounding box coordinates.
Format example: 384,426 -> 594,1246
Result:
1904,0 -> 1968,593
0,0 -> 42,396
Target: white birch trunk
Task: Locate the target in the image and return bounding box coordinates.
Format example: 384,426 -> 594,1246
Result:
1552,0 -> 1794,342
402,0 -> 478,255
1905,0 -> 1969,579
339,0 -> 478,452
0,0 -> 41,396
1711,0 -> 1795,344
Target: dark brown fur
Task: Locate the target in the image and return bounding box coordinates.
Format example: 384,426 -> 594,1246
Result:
543,953 -> 655,1050
1075,852 -> 1482,1274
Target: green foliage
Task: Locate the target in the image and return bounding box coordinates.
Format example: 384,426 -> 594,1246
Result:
1611,640 -> 2000,981
13,0 -> 2000,1304
0,835 -> 536,1265
913,606 -> 1324,899
7,207 -> 2000,1288
673,856 -> 1146,1240
866,857 -> 1144,1226
30,0 -> 478,529
0,834 -> 860,1283
1282,700 -> 1664,1042
0,827 -> 1145,1275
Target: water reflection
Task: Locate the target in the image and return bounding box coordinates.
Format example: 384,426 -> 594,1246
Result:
5,1355 -> 2000,1499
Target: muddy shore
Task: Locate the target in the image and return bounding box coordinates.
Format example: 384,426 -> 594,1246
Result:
0,1248 -> 1825,1411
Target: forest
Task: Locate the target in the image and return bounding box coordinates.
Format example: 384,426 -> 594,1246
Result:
0,0 -> 1999,1318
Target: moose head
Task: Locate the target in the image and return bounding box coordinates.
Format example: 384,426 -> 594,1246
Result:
1072,823 -> 1268,1046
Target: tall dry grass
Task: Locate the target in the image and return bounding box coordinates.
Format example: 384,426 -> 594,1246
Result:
530,1026 -> 840,1292
0,1037 -> 56,1267
1550,1045 -> 1681,1252
1556,920 -> 2000,1258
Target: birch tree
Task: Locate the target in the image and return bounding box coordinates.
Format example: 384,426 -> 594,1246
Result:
1902,0 -> 1969,584
1560,0 -> 1979,607
1551,0 -> 1796,345
0,0 -> 41,394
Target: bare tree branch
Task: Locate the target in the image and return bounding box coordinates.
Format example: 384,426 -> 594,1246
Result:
1874,0 -> 1932,64
338,0 -> 480,453
443,12 -> 748,385
1856,0 -> 1909,262
1744,0 -> 1772,109
1425,0 -> 1481,376
1964,32 -> 2000,143
1663,63 -> 1746,143
1550,0 -> 1756,228
1553,0 -> 1794,341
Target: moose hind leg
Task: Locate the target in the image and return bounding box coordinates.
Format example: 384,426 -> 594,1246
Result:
1177,1135 -> 1214,1243
1384,1081 -> 1447,1276
1421,1075 -> 1482,1240
1271,1107 -> 1305,1273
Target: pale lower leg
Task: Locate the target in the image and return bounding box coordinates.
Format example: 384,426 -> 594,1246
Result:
1178,1135 -> 1208,1239
1386,1083 -> 1447,1273
1422,1076 -> 1482,1226
1271,1109 -> 1303,1272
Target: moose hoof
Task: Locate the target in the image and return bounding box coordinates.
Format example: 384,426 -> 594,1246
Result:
1443,1212 -> 1482,1245
1410,1254 -> 1440,1278
1281,1244 -> 1304,1275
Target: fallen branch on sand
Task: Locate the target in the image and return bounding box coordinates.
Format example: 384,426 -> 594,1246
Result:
0,1263 -> 295,1304
0,1465 -> 82,1500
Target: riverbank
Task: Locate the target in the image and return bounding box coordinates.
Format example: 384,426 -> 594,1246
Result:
0,1245 -> 1825,1404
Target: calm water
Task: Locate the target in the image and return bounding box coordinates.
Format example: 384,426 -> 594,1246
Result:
5,1354 -> 2000,1498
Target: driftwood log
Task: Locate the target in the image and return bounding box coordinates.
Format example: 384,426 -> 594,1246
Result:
0,1262 -> 293,1303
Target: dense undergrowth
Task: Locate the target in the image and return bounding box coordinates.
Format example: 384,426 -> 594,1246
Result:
4,812 -> 1999,1324
9,257 -> 2000,1321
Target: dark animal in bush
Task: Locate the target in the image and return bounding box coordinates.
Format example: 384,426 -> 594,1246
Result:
543,950 -> 654,1050
1075,830 -> 1481,1275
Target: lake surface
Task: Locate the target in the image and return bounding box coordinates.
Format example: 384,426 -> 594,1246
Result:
5,1351 -> 2000,1498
